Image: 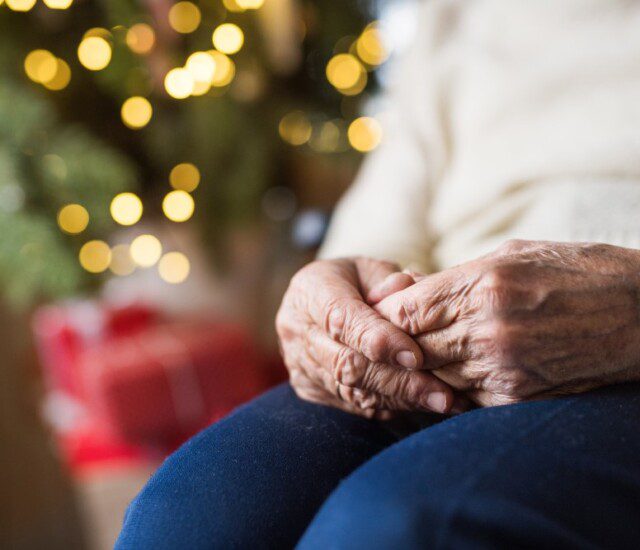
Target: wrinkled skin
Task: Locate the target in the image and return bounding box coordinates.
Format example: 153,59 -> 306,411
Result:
276,257 -> 457,418
373,240 -> 640,407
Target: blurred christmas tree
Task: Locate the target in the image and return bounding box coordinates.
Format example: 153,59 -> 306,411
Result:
0,0 -> 389,308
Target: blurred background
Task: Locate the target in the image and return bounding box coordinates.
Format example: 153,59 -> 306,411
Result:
0,0 -> 417,547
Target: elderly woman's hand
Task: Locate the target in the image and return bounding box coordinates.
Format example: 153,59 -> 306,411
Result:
276,257 -> 456,417
373,240 -> 640,407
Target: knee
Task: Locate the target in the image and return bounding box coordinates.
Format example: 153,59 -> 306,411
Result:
298,401 -> 575,549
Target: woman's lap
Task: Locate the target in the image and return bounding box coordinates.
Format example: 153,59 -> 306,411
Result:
115,384 -> 398,550
117,383 -> 640,549
299,382 -> 640,549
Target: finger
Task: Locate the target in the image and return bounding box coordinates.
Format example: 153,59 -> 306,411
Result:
291,376 -> 381,419
310,287 -> 423,369
353,257 -> 403,297
307,326 -> 453,413
366,272 -> 416,305
285,328 -> 394,417
373,269 -> 463,336
414,323 -> 472,370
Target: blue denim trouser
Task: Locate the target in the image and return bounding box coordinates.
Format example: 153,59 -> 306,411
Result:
116,383 -> 640,549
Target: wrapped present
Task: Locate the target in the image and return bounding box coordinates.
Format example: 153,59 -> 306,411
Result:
33,300 -> 278,473
81,320 -> 270,445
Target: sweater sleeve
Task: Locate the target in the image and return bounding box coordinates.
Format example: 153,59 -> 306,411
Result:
318,5 -> 447,272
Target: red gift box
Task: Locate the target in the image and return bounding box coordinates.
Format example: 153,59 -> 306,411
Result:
81,321 -> 271,445
33,301 -> 283,474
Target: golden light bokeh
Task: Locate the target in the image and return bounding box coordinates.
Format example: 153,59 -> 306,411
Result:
348,116 -> 382,152
43,59 -> 72,91
43,0 -> 73,8
309,120 -> 342,153
6,0 -> 36,11
130,234 -> 162,267
126,23 -> 155,55
170,163 -> 200,192
164,68 -> 194,99
162,190 -> 194,222
77,36 -> 112,71
236,0 -> 264,8
212,23 -> 244,55
278,111 -> 312,146
24,50 -> 58,84
109,244 -> 136,276
168,1 -> 201,34
57,204 -> 89,234
83,27 -> 112,40
121,96 -> 153,129
222,0 -> 245,12
340,70 -> 367,96
190,79 -> 212,97
110,192 -> 143,226
326,54 -> 366,93
185,51 -> 217,83
208,50 -> 235,87
356,27 -> 388,66
79,240 -> 112,273
158,252 -> 190,284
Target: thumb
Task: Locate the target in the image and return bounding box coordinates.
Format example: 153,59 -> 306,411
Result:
366,272 -> 417,304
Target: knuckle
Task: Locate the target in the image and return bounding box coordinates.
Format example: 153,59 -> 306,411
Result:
496,239 -> 529,255
479,265 -> 518,313
332,347 -> 362,386
352,388 -> 380,409
362,327 -> 389,361
324,297 -> 349,339
359,360 -> 381,390
390,300 -> 419,334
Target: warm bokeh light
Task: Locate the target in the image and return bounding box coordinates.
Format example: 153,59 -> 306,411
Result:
222,0 -> 245,12
356,26 -> 389,66
130,234 -> 162,267
83,27 -> 112,40
43,59 -> 72,91
190,79 -> 212,97
77,36 -> 112,71
212,23 -> 244,55
185,52 -> 216,83
236,0 -> 264,8
168,1 -> 201,34
24,50 -> 58,84
6,0 -> 36,11
209,50 -> 235,87
57,204 -> 89,234
110,192 -> 143,226
121,96 -> 153,129
348,116 -> 382,152
43,0 -> 73,8
79,240 -> 111,273
326,54 -> 365,93
162,190 -> 194,222
158,252 -> 190,283
126,23 -> 155,55
279,111 -> 312,146
170,163 -> 200,192
309,120 -> 343,153
109,244 -> 136,276
164,68 -> 194,99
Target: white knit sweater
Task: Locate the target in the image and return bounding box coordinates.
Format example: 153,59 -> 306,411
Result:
320,0 -> 640,272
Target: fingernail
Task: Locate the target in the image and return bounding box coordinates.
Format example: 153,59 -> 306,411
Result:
424,392 -> 448,413
396,350 -> 418,369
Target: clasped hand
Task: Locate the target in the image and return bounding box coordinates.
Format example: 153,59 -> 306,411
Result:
276,240 -> 640,416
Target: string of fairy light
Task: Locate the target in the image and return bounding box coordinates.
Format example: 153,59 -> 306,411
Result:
10,0 -> 389,284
